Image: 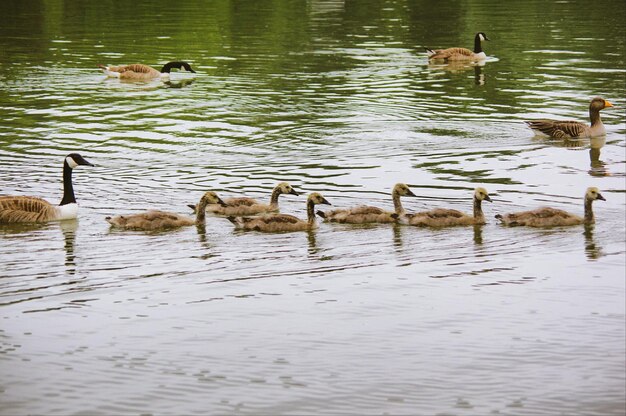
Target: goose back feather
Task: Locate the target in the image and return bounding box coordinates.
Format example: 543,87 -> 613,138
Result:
405,187 -> 492,227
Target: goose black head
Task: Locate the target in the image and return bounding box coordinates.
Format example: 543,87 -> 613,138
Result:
477,32 -> 490,42
66,153 -> 94,168
160,61 -> 196,74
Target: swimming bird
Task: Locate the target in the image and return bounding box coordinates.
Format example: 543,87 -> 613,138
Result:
402,187 -> 492,227
495,187 -> 605,227
187,182 -> 299,216
316,183 -> 416,224
0,153 -> 94,223
106,192 -> 226,231
227,192 -> 331,232
97,61 -> 196,80
425,32 -> 490,62
525,97 -> 614,139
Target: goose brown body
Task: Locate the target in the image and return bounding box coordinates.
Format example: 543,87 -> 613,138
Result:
228,193 -> 330,232
0,154 -> 94,224
525,98 -> 613,139
98,61 -> 195,80
404,188 -> 492,227
495,187 -> 605,227
106,192 -> 225,231
425,32 -> 489,62
317,183 -> 416,224
188,182 -> 299,216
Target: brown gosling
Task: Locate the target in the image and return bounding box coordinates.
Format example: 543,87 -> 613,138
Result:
316,183 -> 416,224
425,32 -> 489,62
525,97 -> 614,139
495,187 -> 605,227
106,192 -> 226,231
97,61 -> 195,81
227,192 -> 331,232
0,153 -> 94,223
188,182 -> 299,216
403,187 -> 492,227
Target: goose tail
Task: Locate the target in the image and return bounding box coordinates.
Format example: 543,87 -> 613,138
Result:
226,216 -> 244,228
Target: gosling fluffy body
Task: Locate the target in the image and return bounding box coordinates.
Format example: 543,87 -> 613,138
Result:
188,182 -> 299,216
98,61 -> 196,80
228,192 -> 331,232
404,187 -> 492,227
495,187 -> 605,227
317,183 -> 416,224
525,97 -> 614,139
0,153 -> 94,223
106,192 -> 225,231
425,32 -> 489,62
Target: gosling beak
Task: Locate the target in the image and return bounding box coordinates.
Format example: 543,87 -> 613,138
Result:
217,197 -> 228,207
406,189 -> 417,197
604,100 -> 614,108
484,195 -> 493,203
321,197 -> 332,206
596,193 -> 606,201
289,189 -> 300,196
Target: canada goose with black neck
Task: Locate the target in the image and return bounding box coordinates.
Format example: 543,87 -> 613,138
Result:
98,61 -> 196,80
495,187 -> 605,227
106,192 -> 226,231
525,97 -> 614,139
425,32 -> 490,62
0,153 -> 94,223
227,193 -> 331,232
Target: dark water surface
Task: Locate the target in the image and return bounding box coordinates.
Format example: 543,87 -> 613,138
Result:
1,1 -> 625,415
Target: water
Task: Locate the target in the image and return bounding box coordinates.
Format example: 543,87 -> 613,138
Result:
1,1 -> 625,414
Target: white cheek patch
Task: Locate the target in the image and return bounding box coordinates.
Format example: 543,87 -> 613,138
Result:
479,33 -> 485,41
66,156 -> 79,168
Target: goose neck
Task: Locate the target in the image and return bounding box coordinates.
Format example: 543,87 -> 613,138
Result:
392,191 -> 405,215
584,197 -> 595,224
59,160 -> 76,206
473,197 -> 485,222
307,199 -> 316,224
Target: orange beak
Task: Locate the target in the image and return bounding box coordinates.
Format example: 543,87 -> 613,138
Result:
604,100 -> 614,107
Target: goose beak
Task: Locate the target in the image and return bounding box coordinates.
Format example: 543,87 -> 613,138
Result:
484,35 -> 490,41
596,193 -> 606,201
406,189 -> 417,197
289,189 -> 300,196
76,155 -> 94,167
604,100 -> 614,108
321,197 -> 331,206
484,195 -> 493,202
217,197 -> 228,207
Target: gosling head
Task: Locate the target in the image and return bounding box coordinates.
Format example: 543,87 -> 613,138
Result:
477,32 -> 490,42
65,153 -> 95,169
201,191 -> 227,206
105,215 -> 127,227
393,183 -> 417,197
585,187 -> 605,202
277,182 -> 299,196
308,192 -> 331,206
474,187 -> 492,202
590,97 -> 613,111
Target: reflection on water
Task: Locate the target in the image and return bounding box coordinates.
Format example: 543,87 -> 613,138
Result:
0,0 -> 625,414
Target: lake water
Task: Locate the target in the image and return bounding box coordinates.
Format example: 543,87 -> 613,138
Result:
1,1 -> 625,415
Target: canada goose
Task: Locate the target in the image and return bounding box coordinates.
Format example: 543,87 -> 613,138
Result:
525,97 -> 614,138
97,61 -> 196,80
495,187 -> 605,227
106,192 -> 226,231
317,183 -> 416,224
227,192 -> 331,232
425,32 -> 490,62
0,153 -> 94,223
187,182 -> 299,216
403,187 -> 492,227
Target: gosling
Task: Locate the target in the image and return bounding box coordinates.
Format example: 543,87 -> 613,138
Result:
106,192 -> 226,231
316,183 -> 416,224
403,187 -> 492,227
188,182 -> 299,216
495,187 -> 605,227
227,192 -> 331,232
